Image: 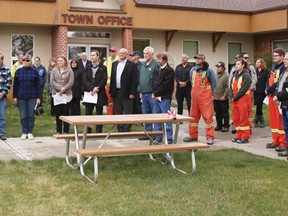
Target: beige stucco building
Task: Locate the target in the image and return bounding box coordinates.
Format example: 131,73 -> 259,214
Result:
0,0 -> 287,70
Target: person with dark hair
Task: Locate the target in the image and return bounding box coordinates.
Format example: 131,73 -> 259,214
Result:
213,61 -> 229,132
50,56 -> 74,134
47,57 -> 57,116
83,50 -> 108,133
129,51 -> 143,115
183,53 -> 216,145
0,53 -> 12,140
13,54 -> 41,140
274,52 -> 288,157
230,59 -> 252,144
152,52 -> 175,144
254,58 -> 269,128
266,47 -> 287,151
175,53 -> 192,116
229,52 -> 257,134
32,56 -> 46,106
70,59 -> 83,115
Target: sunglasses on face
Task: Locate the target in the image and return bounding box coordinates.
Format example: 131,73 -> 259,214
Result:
243,57 -> 249,59
23,59 -> 31,62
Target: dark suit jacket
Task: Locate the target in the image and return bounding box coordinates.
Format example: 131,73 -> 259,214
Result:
78,59 -> 92,72
110,59 -> 137,99
83,63 -> 108,106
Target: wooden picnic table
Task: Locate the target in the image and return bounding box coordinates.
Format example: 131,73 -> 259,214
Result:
59,113 -> 198,182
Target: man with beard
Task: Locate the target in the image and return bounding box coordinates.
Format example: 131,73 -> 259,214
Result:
183,53 -> 216,145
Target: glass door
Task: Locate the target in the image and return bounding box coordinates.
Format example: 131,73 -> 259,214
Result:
68,44 -> 109,63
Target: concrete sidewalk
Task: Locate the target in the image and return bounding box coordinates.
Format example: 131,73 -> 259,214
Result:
0,119 -> 287,162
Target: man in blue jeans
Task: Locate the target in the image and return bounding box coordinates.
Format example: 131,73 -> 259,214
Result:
152,52 -> 175,144
0,53 -> 12,140
138,46 -> 158,139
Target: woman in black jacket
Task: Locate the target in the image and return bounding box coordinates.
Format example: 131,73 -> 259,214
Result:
70,59 -> 83,115
254,58 -> 269,128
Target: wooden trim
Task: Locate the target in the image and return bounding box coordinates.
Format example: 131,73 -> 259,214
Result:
69,6 -> 126,14
212,32 -> 225,52
165,30 -> 177,51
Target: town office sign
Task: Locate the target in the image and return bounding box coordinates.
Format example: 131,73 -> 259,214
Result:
62,14 -> 133,26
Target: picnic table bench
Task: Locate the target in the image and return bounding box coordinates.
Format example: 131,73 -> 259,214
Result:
53,131 -> 164,168
77,143 -> 210,183
58,114 -> 196,183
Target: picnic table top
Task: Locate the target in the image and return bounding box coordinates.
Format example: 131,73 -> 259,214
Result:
60,113 -> 192,125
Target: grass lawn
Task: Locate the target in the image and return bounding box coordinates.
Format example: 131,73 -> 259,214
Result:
0,149 -> 287,215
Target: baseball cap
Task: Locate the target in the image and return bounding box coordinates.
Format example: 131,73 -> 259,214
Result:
215,61 -> 225,67
129,51 -> 141,56
109,47 -> 117,52
194,53 -> 205,59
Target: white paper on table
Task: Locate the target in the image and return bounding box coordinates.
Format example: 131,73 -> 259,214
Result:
83,91 -> 98,104
263,96 -> 269,105
53,93 -> 67,106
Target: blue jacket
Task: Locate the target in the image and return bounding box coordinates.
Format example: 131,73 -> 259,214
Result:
13,66 -> 41,99
32,64 -> 46,89
189,62 -> 217,92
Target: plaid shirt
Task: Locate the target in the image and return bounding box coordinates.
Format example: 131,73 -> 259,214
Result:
13,66 -> 41,99
0,64 -> 12,97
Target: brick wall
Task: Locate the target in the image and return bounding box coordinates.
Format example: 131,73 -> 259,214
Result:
254,31 -> 288,54
122,28 -> 133,53
52,26 -> 68,58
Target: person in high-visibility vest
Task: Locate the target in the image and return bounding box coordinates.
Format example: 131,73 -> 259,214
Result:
104,47 -> 119,115
274,52 -> 288,157
183,53 -> 216,145
266,48 -> 287,151
230,59 -> 252,144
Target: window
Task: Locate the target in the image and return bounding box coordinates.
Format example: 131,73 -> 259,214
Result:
272,40 -> 288,52
183,40 -> 199,63
228,42 -> 242,73
133,38 -> 150,58
11,34 -> 34,66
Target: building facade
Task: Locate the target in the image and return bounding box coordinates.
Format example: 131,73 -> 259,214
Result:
0,0 -> 287,69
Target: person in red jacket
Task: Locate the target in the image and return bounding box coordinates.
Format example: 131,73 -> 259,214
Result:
230,59 -> 252,144
265,48 -> 287,151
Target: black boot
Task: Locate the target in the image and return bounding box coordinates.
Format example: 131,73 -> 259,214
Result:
259,115 -> 265,128
254,115 -> 259,128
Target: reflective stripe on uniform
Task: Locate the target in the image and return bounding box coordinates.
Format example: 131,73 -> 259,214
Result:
189,123 -> 199,127
205,123 -> 214,128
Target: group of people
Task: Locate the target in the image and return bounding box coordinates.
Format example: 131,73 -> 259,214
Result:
2,46 -> 288,158
179,48 -> 288,158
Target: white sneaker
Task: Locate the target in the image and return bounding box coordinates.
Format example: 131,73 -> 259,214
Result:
28,133 -> 34,140
21,134 -> 27,140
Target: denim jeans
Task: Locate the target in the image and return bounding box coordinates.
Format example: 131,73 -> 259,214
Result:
142,93 -> 155,131
17,98 -> 36,134
153,98 -> 173,143
282,108 -> 288,151
0,98 -> 7,135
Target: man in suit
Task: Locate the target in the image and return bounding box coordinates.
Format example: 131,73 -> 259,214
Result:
110,48 -> 137,132
78,52 -> 91,72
